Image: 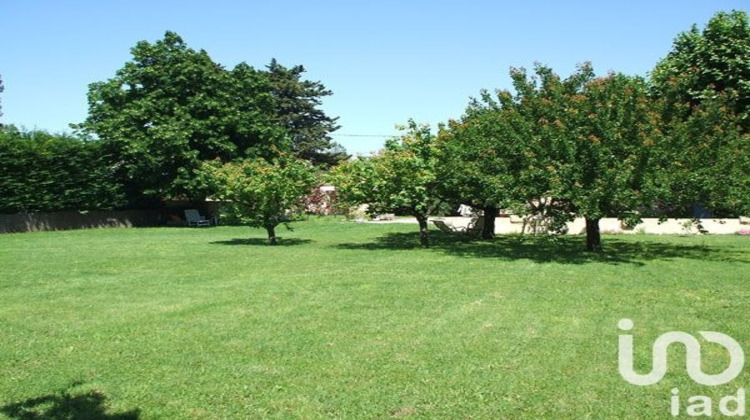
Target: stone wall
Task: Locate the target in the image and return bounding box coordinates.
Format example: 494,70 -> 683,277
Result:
0,209 -> 165,234
431,216 -> 750,235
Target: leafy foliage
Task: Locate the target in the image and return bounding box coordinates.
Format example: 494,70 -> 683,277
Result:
0,126 -> 125,213
76,32 -> 288,201
330,121 -> 440,246
77,32 -> 343,202
507,66 -> 662,250
326,155 -> 377,215
565,74 -> 660,218
265,59 -> 346,166
438,64 -> 661,250
434,97 -> 517,238
654,93 -> 750,217
200,156 -> 316,244
435,66 -> 591,238
651,10 -> 750,130
651,10 -> 750,217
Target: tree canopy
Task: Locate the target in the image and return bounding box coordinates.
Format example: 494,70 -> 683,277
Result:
435,65 -> 594,239
435,93 -> 521,239
651,10 -> 750,130
437,64 -> 663,250
561,72 -> 661,250
77,31 -> 342,203
650,10 -> 750,218
330,121 -> 440,246
200,155 -> 316,245
265,59 -> 346,166
432,11 -> 748,250
655,94 -> 750,218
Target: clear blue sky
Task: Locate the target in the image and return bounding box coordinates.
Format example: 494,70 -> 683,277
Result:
1,1 -> 747,155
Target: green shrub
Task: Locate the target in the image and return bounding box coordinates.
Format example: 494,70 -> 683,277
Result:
0,126 -> 125,213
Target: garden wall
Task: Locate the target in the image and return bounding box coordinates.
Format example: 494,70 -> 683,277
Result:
564,217 -> 746,235
0,209 -> 165,234
431,217 -> 750,235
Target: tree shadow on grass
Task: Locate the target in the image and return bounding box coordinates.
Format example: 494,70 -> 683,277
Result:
1,381 -> 140,420
335,231 -> 749,266
210,238 -> 313,246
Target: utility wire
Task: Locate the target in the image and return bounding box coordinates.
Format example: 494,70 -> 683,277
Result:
330,133 -> 398,138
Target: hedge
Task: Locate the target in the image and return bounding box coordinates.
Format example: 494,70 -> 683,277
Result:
0,126 -> 125,213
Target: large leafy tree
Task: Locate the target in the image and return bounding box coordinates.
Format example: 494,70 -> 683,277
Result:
651,10 -> 750,217
435,96 -> 520,239
435,65 -> 593,239
201,155 -> 316,245
502,65 -> 596,235
651,10 -> 750,130
77,32 -> 287,202
331,121 -> 440,246
264,59 -> 346,166
562,73 -> 662,251
654,95 -> 749,217
464,64 -> 660,251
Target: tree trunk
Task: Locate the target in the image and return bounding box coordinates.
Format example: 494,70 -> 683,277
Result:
416,215 -> 430,247
481,206 -> 499,239
585,217 -> 602,252
266,225 -> 277,246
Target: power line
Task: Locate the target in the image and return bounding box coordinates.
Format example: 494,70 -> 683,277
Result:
330,133 -> 398,138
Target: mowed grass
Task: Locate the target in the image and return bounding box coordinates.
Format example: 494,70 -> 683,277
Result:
0,217 -> 748,419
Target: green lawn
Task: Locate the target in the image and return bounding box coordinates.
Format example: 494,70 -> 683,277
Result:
1,218 -> 748,419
